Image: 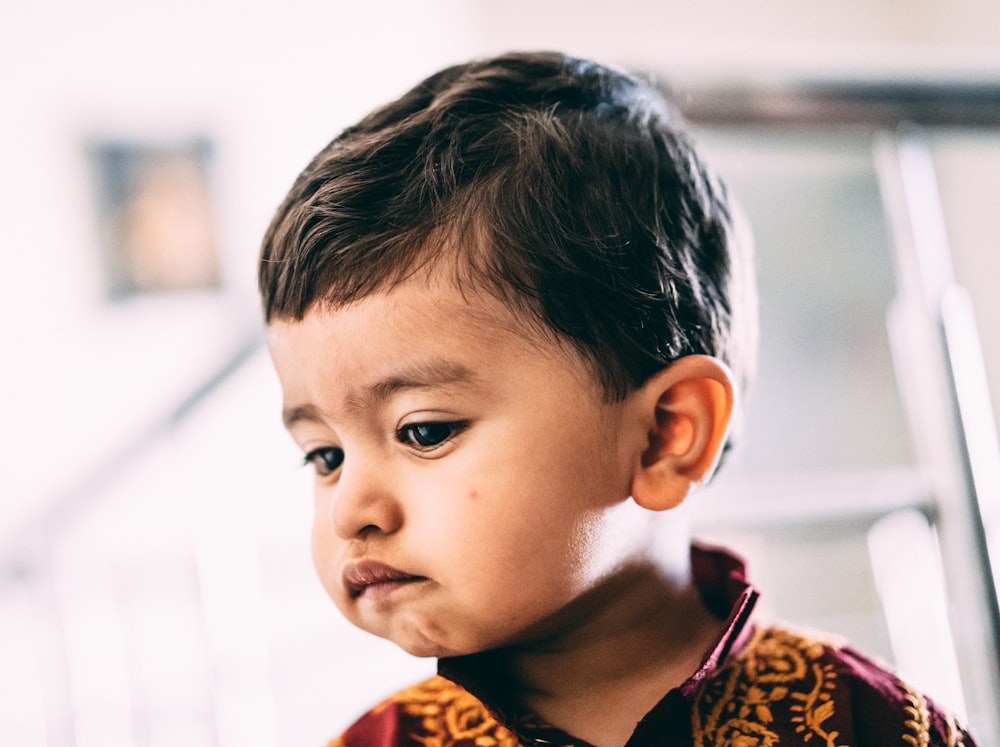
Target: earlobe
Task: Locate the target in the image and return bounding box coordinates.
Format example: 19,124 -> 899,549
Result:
630,356 -> 735,511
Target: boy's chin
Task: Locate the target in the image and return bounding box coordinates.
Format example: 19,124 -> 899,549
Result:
363,619 -> 479,659
394,639 -> 454,659
388,633 -> 476,660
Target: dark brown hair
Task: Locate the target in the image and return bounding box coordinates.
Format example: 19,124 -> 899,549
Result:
259,51 -> 756,406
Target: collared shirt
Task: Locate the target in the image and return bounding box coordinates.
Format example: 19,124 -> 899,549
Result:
330,544 -> 977,746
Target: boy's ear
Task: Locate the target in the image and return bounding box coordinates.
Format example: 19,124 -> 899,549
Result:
630,355 -> 735,511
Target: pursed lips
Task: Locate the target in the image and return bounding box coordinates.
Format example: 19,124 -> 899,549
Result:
343,559 -> 427,599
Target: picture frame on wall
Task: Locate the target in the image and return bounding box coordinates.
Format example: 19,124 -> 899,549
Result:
88,136 -> 221,300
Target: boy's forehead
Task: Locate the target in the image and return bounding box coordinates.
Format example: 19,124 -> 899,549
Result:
275,269 -> 535,348
266,276 -> 599,404
266,279 -> 507,371
267,301 -> 485,428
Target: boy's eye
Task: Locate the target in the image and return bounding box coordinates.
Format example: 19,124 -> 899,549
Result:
303,447 -> 344,476
398,422 -> 467,450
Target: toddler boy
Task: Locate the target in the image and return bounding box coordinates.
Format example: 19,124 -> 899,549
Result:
259,51 -> 977,746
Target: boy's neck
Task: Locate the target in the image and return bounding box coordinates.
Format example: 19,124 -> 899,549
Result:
461,555 -> 727,747
520,567 -> 722,746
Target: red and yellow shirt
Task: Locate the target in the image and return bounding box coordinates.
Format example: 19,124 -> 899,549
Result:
330,546 -> 977,747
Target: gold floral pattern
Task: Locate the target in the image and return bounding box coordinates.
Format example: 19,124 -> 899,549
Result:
692,626 -> 847,747
374,676 -> 519,747
901,681 -> 931,747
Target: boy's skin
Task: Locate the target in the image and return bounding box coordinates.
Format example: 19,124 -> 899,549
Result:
268,266 -> 735,747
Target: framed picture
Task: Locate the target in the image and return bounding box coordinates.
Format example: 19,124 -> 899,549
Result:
89,137 -> 221,299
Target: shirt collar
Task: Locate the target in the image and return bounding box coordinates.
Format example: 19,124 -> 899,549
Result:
679,542 -> 759,695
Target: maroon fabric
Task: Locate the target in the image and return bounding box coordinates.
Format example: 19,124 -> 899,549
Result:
329,544 -> 978,747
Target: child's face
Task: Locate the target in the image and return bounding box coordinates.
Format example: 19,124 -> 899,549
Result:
267,273 -> 643,658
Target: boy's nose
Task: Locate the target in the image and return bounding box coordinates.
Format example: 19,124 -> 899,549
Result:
327,458 -> 403,540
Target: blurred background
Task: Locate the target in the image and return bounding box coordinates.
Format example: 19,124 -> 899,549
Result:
2,1 -> 1000,745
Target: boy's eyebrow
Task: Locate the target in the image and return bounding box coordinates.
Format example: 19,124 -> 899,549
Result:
282,359 -> 478,428
282,403 -> 325,429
